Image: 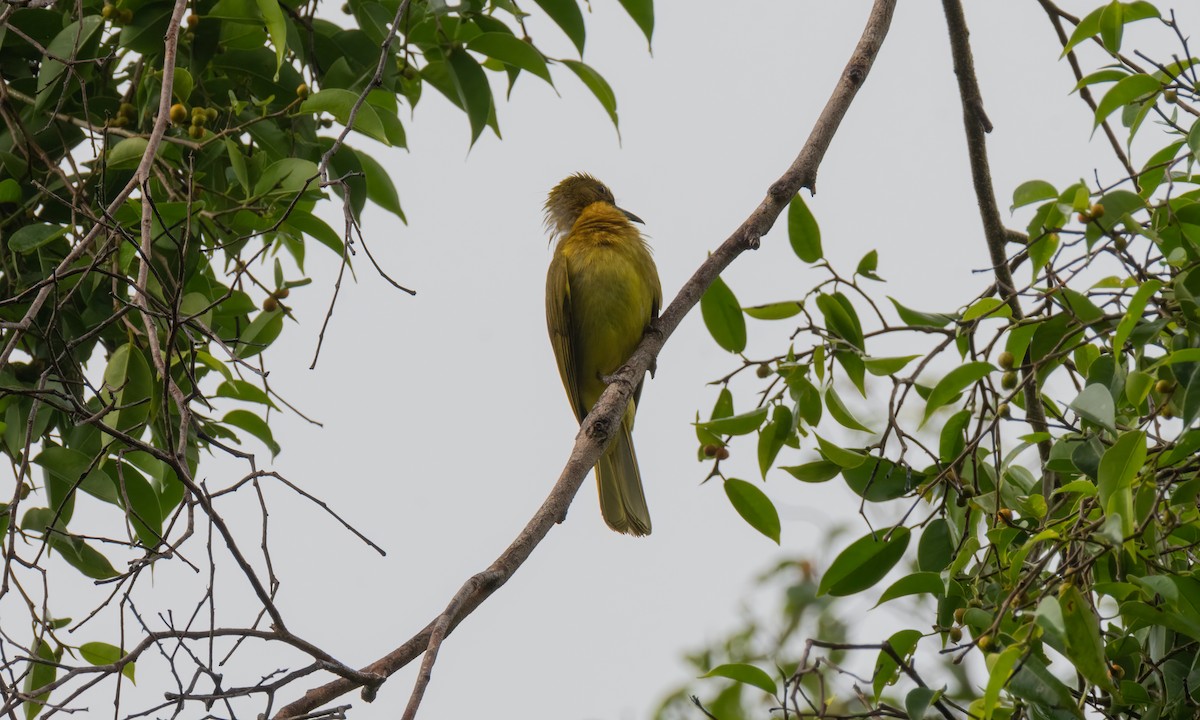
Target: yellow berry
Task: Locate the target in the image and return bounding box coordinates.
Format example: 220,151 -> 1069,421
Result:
101,4 -> 114,18
296,83 -> 310,99
997,403 -> 1010,418
998,351 -> 1015,370
1090,203 -> 1105,219
949,626 -> 963,643
1156,379 -> 1174,395
977,634 -> 992,650
263,296 -> 279,312
1001,371 -> 1018,390
1165,89 -> 1178,103
169,103 -> 187,124
187,124 -> 205,139
186,13 -> 199,27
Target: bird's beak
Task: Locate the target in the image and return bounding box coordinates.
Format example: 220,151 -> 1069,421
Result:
618,207 -> 644,224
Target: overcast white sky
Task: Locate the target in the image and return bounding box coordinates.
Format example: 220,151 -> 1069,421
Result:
31,2 -> 1200,719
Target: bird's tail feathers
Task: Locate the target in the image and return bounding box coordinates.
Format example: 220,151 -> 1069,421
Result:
596,420 -> 651,536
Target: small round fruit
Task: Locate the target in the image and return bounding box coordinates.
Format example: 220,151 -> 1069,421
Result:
101,3 -> 114,19
187,124 -> 205,139
111,115 -> 128,128
169,103 -> 187,124
1156,379 -> 1174,395
186,13 -> 199,27
996,508 -> 1013,524
977,634 -> 992,650
1001,371 -> 1018,390
1165,89 -> 1178,103
755,363 -> 771,378
948,626 -> 963,643
119,102 -> 136,119
1162,404 -> 1176,419
1110,663 -> 1125,680
296,83 -> 309,99
205,107 -> 218,122
1090,203 -> 1105,218
118,7 -> 132,23
1077,211 -> 1090,223
997,403 -> 1010,418
1113,236 -> 1127,251
953,607 -> 967,623
263,296 -> 279,312
319,117 -> 333,128
341,2 -> 350,12
275,287 -> 290,299
703,444 -> 718,458
715,446 -> 730,461
998,351 -> 1015,370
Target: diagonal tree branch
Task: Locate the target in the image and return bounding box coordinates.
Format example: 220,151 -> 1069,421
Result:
274,1 -> 898,717
940,0 -> 1055,495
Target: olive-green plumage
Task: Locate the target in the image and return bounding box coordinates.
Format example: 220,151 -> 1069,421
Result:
545,174 -> 661,536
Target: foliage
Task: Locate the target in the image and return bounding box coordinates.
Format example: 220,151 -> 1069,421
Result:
692,3 -> 1200,719
0,0 -> 649,716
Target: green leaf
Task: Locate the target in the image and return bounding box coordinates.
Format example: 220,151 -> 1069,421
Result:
24,640 -> 57,720
816,293 -> 863,350
172,67 -> 193,103
215,380 -> 277,409
223,409 -> 281,457
983,646 -> 1022,720
1058,584 -> 1115,691
905,687 -> 939,720
873,629 -> 922,699
284,209 -> 345,257
255,0 -> 287,76
1094,74 -> 1160,127
815,434 -> 864,469
224,138 -> 250,197
1099,0 -> 1123,52
922,362 -> 995,425
300,89 -> 391,145
757,405 -> 792,478
106,137 -> 150,171
875,571 -> 943,606
0,178 -> 21,204
842,456 -> 920,502
102,343 -> 153,434
723,478 -> 780,544
855,249 -> 882,280
864,355 -> 919,376
697,407 -> 767,436
531,0 -> 586,54
782,460 -> 840,483
36,16 -> 104,108
701,663 -> 777,696
616,0 -> 654,45
818,526 -> 910,597
236,309 -> 284,358
1069,384 -> 1115,430
561,60 -> 618,130
826,387 -> 873,433
1097,430 -> 1144,537
1007,653 -> 1085,719
79,641 -> 135,682
700,275 -> 746,353
1113,279 -> 1161,351
787,194 -> 822,263
888,297 -> 957,328
743,301 -> 802,320
468,33 -> 553,85
352,149 -> 405,221
917,518 -> 953,572
1064,5 -> 1104,54
962,297 -> 1012,322
9,223 -> 67,253
1012,180 -> 1058,210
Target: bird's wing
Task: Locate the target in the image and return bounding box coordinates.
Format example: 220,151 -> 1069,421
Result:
546,252 -> 587,422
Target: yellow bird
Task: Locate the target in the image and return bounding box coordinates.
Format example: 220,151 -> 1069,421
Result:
544,174 -> 662,536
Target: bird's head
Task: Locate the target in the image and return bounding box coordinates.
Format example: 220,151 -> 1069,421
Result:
544,173 -> 642,236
